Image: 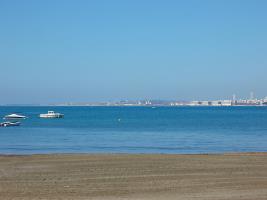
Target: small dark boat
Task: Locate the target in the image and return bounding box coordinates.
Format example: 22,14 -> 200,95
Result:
0,121 -> 21,127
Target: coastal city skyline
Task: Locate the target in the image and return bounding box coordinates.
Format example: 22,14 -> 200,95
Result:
51,92 -> 267,106
2,92 -> 267,107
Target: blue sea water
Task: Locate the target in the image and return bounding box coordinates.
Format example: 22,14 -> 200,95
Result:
0,106 -> 267,154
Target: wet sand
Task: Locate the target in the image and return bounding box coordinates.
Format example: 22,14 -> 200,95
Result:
1,153 -> 267,200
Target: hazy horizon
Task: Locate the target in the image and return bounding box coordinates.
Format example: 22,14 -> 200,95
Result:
0,92 -> 265,106
1,0 -> 267,104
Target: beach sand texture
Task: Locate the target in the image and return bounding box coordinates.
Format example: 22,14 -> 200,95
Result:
1,153 -> 267,200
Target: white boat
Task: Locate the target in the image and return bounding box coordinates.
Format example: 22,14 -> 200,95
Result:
0,121 -> 21,127
4,113 -> 27,119
39,111 -> 64,118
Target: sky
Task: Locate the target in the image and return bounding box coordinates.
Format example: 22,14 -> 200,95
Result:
0,0 -> 267,104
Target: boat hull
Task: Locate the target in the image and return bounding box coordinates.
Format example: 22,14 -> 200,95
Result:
0,122 -> 21,127
4,117 -> 26,119
39,114 -> 64,118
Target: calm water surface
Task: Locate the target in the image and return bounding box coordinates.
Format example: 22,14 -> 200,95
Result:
0,106 -> 267,154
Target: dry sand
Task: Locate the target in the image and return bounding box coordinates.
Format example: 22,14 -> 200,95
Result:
1,153 -> 267,200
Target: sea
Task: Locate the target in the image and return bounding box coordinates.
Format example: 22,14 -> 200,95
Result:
0,106 -> 267,154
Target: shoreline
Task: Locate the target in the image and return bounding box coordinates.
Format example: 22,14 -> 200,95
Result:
1,151 -> 267,156
1,153 -> 267,199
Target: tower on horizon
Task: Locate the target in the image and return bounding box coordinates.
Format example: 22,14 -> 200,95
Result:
232,94 -> 237,105
250,92 -> 254,100
233,94 -> 236,101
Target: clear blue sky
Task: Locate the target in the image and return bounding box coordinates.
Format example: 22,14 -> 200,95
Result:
0,0 -> 267,104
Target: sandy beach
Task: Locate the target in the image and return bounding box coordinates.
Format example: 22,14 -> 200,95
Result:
1,153 -> 267,200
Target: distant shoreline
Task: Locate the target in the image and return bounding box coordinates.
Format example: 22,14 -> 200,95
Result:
1,152 -> 267,156
1,104 -> 267,107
